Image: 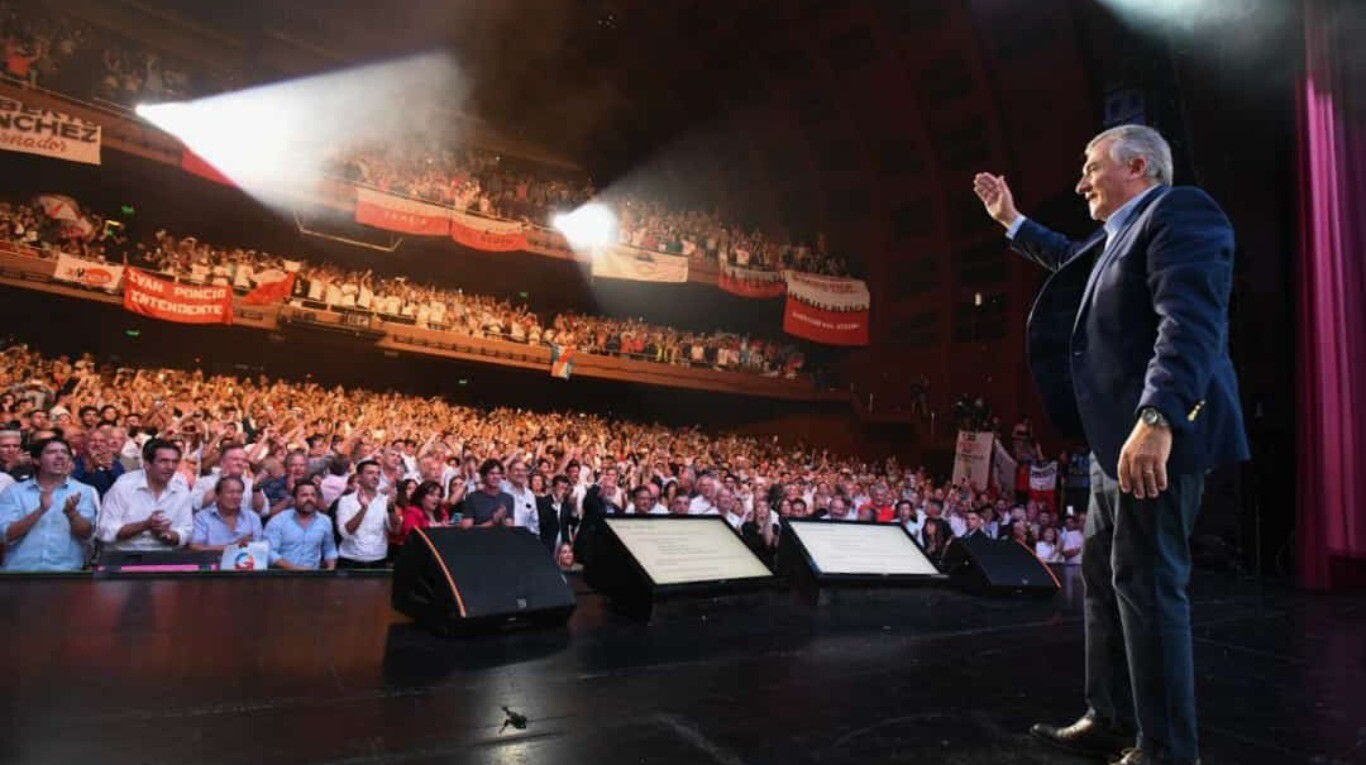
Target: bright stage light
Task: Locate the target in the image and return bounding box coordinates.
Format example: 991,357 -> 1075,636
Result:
133,52 -> 467,206
553,203 -> 618,251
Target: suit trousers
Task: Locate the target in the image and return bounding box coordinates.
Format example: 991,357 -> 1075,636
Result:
1083,454 -> 1204,764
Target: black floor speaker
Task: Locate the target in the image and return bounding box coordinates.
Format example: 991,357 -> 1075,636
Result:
392,526 -> 576,635
941,534 -> 1060,596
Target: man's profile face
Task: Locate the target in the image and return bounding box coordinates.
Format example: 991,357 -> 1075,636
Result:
1076,137 -> 1145,222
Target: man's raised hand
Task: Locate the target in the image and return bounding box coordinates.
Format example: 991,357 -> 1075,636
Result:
972,173 -> 1020,229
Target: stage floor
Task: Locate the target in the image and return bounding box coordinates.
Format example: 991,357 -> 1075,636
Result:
0,568 -> 1362,764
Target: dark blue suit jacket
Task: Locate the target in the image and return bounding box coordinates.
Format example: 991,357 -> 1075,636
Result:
1012,186 -> 1250,479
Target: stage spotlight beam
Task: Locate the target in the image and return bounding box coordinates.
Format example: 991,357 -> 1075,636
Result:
553,203 -> 618,253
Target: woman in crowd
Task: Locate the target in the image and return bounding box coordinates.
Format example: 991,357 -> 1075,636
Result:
1035,525 -> 1062,564
393,480 -> 449,548
921,516 -> 951,563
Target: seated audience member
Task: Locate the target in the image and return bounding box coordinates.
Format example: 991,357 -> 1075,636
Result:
394,480 -> 447,547
462,458 -> 515,528
0,437 -> 98,571
740,500 -> 779,569
264,482 -> 338,570
335,459 -> 399,568
189,475 -> 264,552
1035,526 -> 1062,564
536,474 -> 572,551
98,438 -> 194,550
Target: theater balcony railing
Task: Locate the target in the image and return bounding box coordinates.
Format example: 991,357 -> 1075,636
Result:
0,246 -> 841,402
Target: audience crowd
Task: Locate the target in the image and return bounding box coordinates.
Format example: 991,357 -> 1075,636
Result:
0,194 -> 809,378
3,2 -> 849,277
0,344 -> 1087,574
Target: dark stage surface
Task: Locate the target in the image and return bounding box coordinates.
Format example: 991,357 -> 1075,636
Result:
1,569 -> 1362,764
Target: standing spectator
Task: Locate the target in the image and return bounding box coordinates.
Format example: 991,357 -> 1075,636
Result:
260,450 -> 309,519
1036,526 -> 1063,564
191,444 -> 264,514
335,459 -> 398,568
740,500 -> 779,569
188,475 -> 263,552
393,480 -> 447,548
71,428 -> 124,497
0,437 -> 98,571
462,458 -> 514,528
265,482 -> 338,570
537,474 -> 573,551
500,458 -> 540,536
98,438 -> 193,550
688,474 -> 719,515
1060,514 -> 1084,565
1064,450 -> 1091,517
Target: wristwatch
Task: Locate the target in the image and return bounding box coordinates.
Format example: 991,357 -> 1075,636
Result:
1139,407 -> 1169,429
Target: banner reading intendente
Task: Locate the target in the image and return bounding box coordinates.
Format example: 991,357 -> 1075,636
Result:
781,271 -> 870,346
0,97 -> 101,165
122,269 -> 233,325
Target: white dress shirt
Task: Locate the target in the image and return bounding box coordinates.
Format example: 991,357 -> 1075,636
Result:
98,469 -> 194,549
689,495 -> 718,516
190,470 -> 255,512
335,490 -> 393,563
501,481 -> 540,535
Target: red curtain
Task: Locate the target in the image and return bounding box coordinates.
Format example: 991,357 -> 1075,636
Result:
1296,0 -> 1366,589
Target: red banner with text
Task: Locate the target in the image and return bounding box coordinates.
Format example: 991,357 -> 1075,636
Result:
122,269 -> 234,325
354,187 -> 451,236
781,271 -> 870,346
718,263 -> 786,298
449,211 -> 528,252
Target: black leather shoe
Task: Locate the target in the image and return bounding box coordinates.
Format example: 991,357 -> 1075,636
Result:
1029,714 -> 1132,760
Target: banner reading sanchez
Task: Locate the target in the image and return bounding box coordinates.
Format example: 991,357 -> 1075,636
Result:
0,97 -> 101,165
781,271 -> 870,346
123,269 -> 234,325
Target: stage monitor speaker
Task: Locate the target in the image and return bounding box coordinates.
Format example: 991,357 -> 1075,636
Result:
941,534 -> 1060,596
392,526 -> 575,635
582,516 -> 777,614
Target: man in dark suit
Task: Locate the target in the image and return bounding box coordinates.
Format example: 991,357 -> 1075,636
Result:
974,124 -> 1249,765
536,474 -> 573,553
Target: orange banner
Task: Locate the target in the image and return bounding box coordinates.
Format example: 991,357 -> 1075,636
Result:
122,269 -> 233,325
